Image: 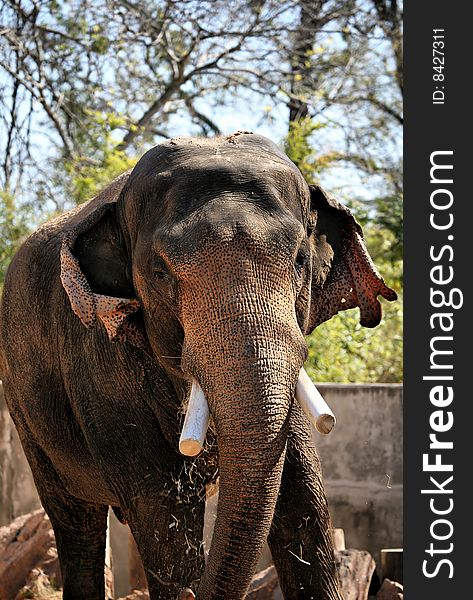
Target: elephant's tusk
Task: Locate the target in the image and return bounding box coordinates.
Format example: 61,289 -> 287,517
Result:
295,367 -> 336,434
179,379 -> 210,457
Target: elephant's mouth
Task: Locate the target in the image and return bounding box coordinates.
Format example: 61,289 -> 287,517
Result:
178,369 -> 335,457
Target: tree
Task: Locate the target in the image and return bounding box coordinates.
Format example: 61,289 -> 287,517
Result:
1,1 -> 402,204
0,190 -> 29,289
1,1 -> 403,381
284,118 -> 402,383
283,0 -> 403,205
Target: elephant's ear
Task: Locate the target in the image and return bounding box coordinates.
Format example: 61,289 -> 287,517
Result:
306,184 -> 397,333
59,174 -> 148,351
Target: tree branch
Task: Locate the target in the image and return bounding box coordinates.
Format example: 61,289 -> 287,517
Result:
0,59 -> 75,157
184,98 -> 222,136
371,0 -> 403,93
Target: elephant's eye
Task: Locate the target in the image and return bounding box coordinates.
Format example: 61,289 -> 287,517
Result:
153,257 -> 171,280
294,249 -> 309,275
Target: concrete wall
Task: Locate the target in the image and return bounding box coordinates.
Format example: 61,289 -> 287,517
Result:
0,382 -> 41,525
315,384 -> 403,565
0,380 -> 402,592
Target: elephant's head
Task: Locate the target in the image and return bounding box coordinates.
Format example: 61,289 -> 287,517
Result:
60,132 -> 396,598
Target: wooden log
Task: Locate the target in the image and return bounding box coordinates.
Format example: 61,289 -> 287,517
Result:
246,565 -> 282,600
376,578 -> 403,600
246,548 -> 375,600
117,590 -> 149,600
335,549 -> 376,600
380,548 -> 403,584
105,511 -> 114,600
128,530 -> 148,591
0,508 -> 124,600
16,568 -> 63,600
0,509 -> 60,600
332,528 -> 346,551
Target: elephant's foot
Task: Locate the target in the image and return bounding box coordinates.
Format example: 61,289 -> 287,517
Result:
179,589 -> 195,600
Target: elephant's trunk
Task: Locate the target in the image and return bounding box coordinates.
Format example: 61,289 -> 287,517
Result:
171,220 -> 310,598
181,300 -> 307,600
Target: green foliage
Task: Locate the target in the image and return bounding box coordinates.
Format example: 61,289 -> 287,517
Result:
65,147 -> 136,206
284,117 -> 341,183
306,302 -> 403,383
285,117 -> 403,383
64,110 -> 138,205
0,191 -> 30,289
373,194 -> 403,263
306,241 -> 403,383
284,118 -> 320,182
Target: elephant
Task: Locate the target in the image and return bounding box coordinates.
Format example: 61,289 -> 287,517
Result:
0,132 -> 397,600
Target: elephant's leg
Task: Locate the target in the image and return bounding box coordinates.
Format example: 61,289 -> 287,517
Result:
268,404 -> 342,600
19,436 -> 108,600
123,484 -> 206,600
43,496 -> 109,600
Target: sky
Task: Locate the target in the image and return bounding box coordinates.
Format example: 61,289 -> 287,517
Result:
0,0 -> 402,213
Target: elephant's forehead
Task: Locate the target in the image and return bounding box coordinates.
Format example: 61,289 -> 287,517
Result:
133,151 -> 309,227
166,149 -> 308,214
157,166 -> 307,252
140,132 -> 301,183
126,135 -> 310,251
166,149 -> 299,186
170,161 -> 300,201
160,131 -> 289,162
155,197 -> 305,272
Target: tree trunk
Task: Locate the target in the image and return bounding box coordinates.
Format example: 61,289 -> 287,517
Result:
288,0 -> 324,124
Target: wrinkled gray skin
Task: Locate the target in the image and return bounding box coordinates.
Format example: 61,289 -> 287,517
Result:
0,133 -> 396,600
